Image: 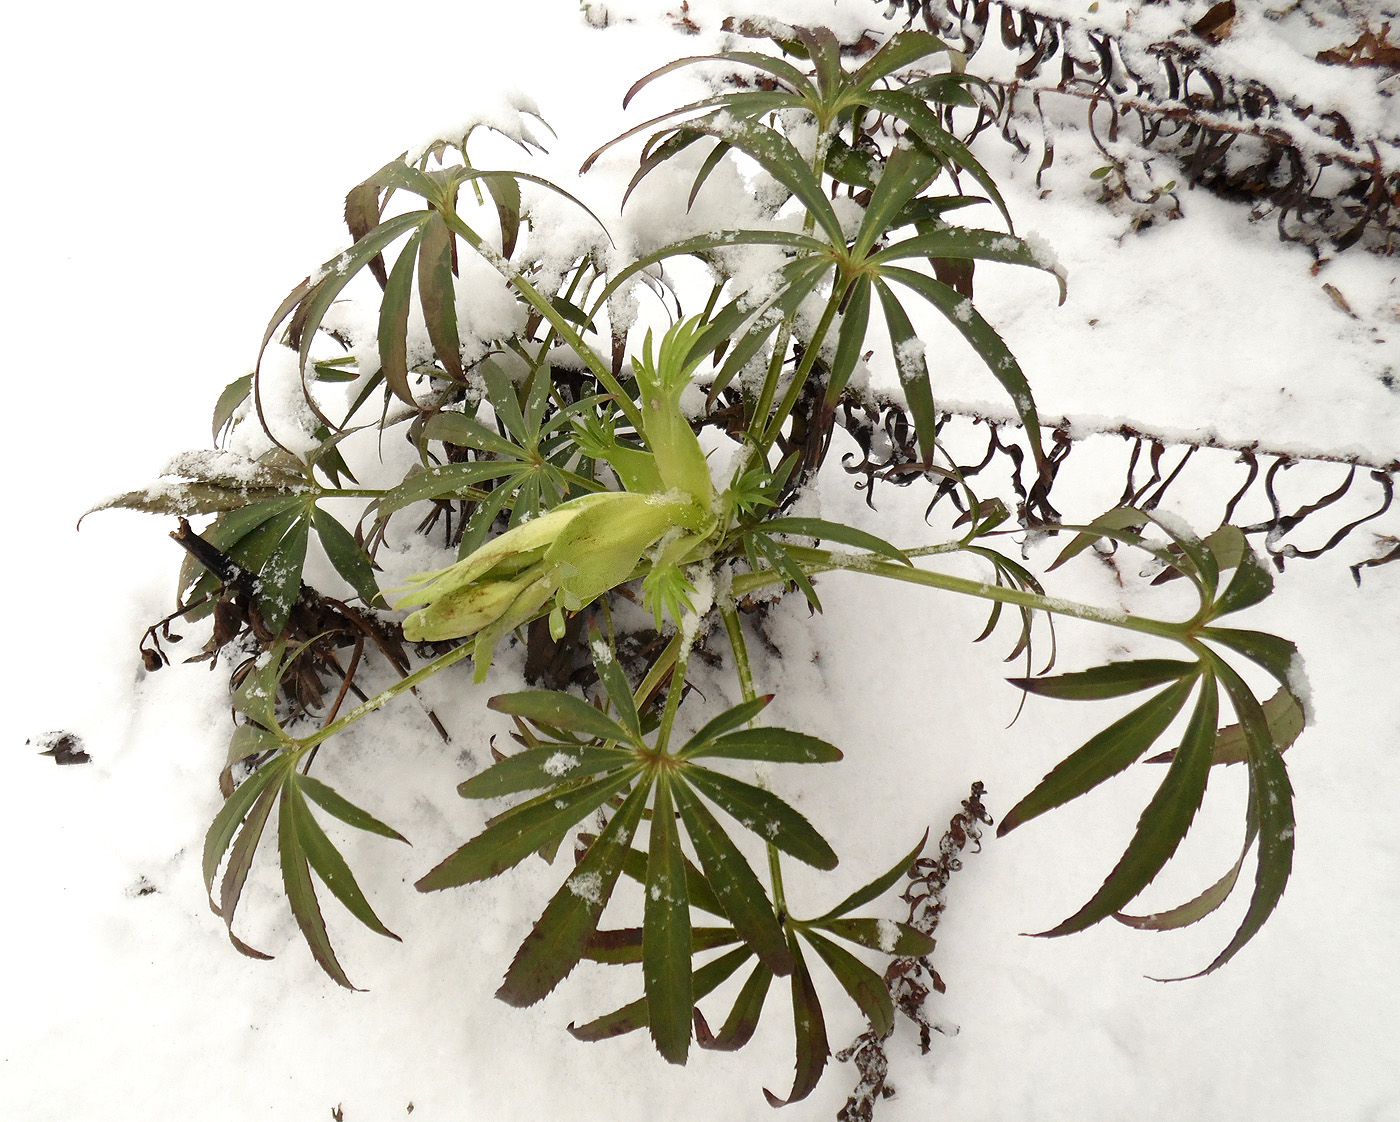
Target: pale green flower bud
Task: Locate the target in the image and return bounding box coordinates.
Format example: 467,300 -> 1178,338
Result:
392,489 -> 717,676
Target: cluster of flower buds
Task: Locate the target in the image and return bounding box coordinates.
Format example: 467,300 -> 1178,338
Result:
393,318 -> 723,679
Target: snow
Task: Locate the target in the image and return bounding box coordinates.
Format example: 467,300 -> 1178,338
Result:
4,2 -> 1399,1122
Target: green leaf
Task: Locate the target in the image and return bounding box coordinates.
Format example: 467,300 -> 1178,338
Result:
999,675 -> 1197,836
863,85 -> 1013,229
1115,842 -> 1250,931
673,783 -> 793,976
681,695 -> 774,752
212,373 -> 253,442
1209,543 -> 1275,619
802,928 -> 895,1040
694,960 -> 774,1051
278,783 -> 357,989
343,181 -> 387,287
816,917 -> 934,957
458,745 -> 638,800
850,142 -> 941,259
749,533 -> 823,612
424,410 -> 519,459
682,727 -> 842,765
684,765 -> 839,870
873,276 -> 939,465
1036,673 -> 1219,937
763,937 -> 829,1107
567,945 -> 753,1042
255,511 -> 310,635
824,273 -> 872,406
416,768 -> 639,891
375,462 -> 506,519
1185,657 -> 1295,977
590,635 -> 641,735
311,507 -> 380,607
675,114 -> 845,246
1199,628 -> 1300,689
614,839 -> 728,919
282,212 -> 432,390
297,773 -> 407,843
869,226 -> 1066,304
1047,507 -> 1147,571
812,832 -> 927,923
879,266 -> 1046,473
759,516 -> 912,566
418,212 -> 463,381
488,690 -> 637,746
585,925 -> 739,964
226,723 -> 280,770
852,30 -> 948,87
1148,687 -> 1305,767
644,776 -> 692,1064
203,754 -> 290,899
496,780 -> 650,1007
1010,659 -> 1198,701
283,777 -> 399,941
480,171 -> 522,259
378,228 -> 425,405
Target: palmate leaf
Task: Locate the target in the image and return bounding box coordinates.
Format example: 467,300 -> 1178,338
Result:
205,748 -> 407,987
1035,672 -> 1220,937
496,780 -> 650,1008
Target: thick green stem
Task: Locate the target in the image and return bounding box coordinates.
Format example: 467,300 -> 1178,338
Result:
719,599 -> 758,705
654,642 -> 691,755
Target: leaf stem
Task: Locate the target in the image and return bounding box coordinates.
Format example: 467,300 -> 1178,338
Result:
731,545 -> 1190,643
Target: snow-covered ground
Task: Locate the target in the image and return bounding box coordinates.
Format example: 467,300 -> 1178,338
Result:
4,2 -> 1398,1119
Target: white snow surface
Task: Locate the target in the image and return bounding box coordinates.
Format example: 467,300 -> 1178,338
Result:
4,2 -> 1399,1121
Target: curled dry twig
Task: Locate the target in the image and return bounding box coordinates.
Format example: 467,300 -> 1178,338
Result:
879,0 -> 1400,252
836,782 -> 993,1122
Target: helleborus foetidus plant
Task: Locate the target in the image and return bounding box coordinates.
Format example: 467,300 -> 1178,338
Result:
99,19 -> 1306,1107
